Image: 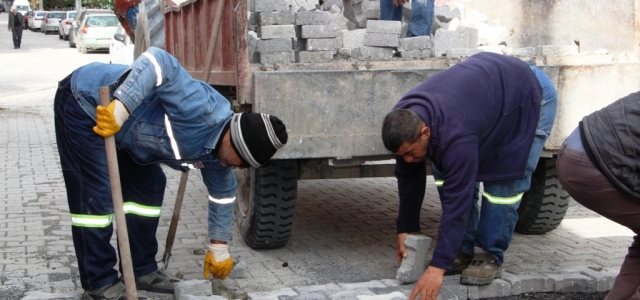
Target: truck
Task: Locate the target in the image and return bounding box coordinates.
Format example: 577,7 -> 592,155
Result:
115,0 -> 640,249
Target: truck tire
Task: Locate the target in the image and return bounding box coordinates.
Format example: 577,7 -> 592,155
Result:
515,157 -> 569,234
234,160 -> 297,249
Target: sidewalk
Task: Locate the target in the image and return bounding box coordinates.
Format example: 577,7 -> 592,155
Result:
0,21 -> 634,300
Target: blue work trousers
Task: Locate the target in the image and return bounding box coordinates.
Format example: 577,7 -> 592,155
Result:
433,64 -> 558,265
380,0 -> 435,37
54,74 -> 165,290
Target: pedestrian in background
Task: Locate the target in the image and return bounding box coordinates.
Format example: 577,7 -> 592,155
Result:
7,6 -> 24,49
556,92 -> 640,300
380,0 -> 434,37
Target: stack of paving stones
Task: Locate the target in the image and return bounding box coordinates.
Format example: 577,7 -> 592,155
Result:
244,267 -> 618,300
352,0 -> 380,28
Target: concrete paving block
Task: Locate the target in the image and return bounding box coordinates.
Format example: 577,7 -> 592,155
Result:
537,45 -> 580,57
22,291 -> 81,300
254,0 -> 290,12
339,280 -> 387,290
400,49 -> 432,60
259,51 -> 296,64
182,296 -> 227,300
371,283 -> 415,295
175,280 -> 213,299
306,38 -> 339,51
351,46 -> 394,60
396,235 -> 431,283
380,279 -> 404,287
364,9 -> 380,19
445,48 -> 482,58
329,13 -> 354,31
436,287 -> 460,300
434,27 -> 479,57
456,26 -> 479,48
228,260 -> 248,278
254,12 -> 296,25
257,38 -> 295,52
545,273 -> 596,293
259,25 -> 297,39
501,272 -> 554,295
301,25 -> 338,38
512,47 -> 537,56
580,268 -> 619,292
398,36 -> 432,51
324,289 -> 375,300
293,283 -> 342,294
248,288 -> 298,300
280,292 -> 328,300
296,11 -> 331,25
248,30 -> 259,62
364,33 -> 399,48
329,5 -> 341,13
357,291 -> 407,300
297,50 -> 335,63
366,20 -> 402,34
442,275 -> 468,300
467,279 -> 511,300
338,29 -> 366,49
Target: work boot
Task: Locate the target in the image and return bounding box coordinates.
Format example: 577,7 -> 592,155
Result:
135,270 -> 181,294
444,250 -> 473,275
460,253 -> 502,285
83,281 -> 150,300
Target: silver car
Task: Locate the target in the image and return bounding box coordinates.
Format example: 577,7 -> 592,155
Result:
68,8 -> 113,48
76,14 -> 119,54
41,11 -> 64,34
29,11 -> 46,31
57,10 -> 77,40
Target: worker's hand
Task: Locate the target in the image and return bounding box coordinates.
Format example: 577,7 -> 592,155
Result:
408,266 -> 445,300
396,233 -> 409,264
204,243 -> 233,280
93,100 -> 129,137
393,0 -> 409,7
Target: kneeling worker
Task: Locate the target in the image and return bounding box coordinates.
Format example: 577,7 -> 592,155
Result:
54,47 -> 288,299
381,52 -> 557,299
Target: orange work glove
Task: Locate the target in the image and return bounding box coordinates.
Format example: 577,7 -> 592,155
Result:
203,243 -> 233,280
93,100 -> 129,137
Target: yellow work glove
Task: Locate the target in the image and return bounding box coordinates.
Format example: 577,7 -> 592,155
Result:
93,100 -> 130,137
203,243 -> 233,280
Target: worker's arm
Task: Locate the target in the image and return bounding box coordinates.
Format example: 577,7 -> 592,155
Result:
200,160 -> 237,280
394,156 -> 426,262
112,47 -> 230,123
407,135 -> 478,300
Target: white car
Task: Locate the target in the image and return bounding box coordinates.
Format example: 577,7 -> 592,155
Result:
29,10 -> 46,31
58,10 -> 77,40
109,24 -> 134,65
76,14 -> 119,54
41,11 -> 64,34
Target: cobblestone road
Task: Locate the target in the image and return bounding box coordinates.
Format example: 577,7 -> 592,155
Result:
0,22 -> 635,300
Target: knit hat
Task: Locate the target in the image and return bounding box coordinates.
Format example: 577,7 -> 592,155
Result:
229,113 -> 288,168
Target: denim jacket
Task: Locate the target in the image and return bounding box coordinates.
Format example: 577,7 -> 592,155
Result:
70,47 -> 236,241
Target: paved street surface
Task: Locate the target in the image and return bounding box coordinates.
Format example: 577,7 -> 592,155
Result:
0,19 -> 635,300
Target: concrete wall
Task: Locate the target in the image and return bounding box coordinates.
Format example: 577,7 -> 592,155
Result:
437,0 -> 639,58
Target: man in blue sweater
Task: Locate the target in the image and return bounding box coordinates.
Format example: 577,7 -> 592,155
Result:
381,52 -> 557,298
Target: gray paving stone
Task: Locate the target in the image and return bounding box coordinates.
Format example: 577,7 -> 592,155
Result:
501,272 -> 554,295
580,268 -> 619,292
306,38 -> 339,51
396,235 -> 431,283
297,51 -> 334,63
228,260 -> 248,278
545,273 -> 596,293
467,279 -> 511,299
365,20 -> 401,34
339,280 -> 387,290
257,38 -> 295,52
442,276 -> 468,300
254,12 -> 296,26
364,33 -> 398,48
259,25 -> 298,39
22,291 -> 81,300
338,29 -> 366,49
259,52 -> 296,64
357,291 -> 406,300
380,279 -> 404,287
351,46 -> 394,60
254,0 -> 289,12
324,289 -> 376,300
398,36 -> 432,51
293,283 -> 342,294
301,25 -> 338,38
296,11 -> 331,25
249,288 -> 298,300
175,280 -> 213,299
371,283 -> 415,295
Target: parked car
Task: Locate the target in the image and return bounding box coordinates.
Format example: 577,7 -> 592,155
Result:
58,10 -> 76,40
76,14 -> 119,54
41,11 -> 64,34
30,11 -> 47,31
24,11 -> 33,27
68,8 -> 113,48
109,24 -> 134,65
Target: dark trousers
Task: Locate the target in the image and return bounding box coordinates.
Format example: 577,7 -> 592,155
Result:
12,25 -> 22,48
54,74 -> 167,290
556,142 -> 640,300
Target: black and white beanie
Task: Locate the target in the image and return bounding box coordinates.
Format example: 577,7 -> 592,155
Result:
229,113 -> 288,168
